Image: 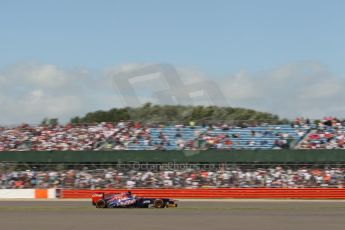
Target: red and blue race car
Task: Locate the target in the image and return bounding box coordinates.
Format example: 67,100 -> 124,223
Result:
92,191 -> 178,208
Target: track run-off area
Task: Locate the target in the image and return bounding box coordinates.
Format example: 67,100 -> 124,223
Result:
0,200 -> 344,230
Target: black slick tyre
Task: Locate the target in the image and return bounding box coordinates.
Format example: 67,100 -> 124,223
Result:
153,199 -> 165,208
96,199 -> 107,208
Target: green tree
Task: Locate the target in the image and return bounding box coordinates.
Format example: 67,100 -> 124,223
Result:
70,103 -> 287,124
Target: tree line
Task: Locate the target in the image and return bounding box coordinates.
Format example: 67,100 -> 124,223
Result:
68,103 -> 287,125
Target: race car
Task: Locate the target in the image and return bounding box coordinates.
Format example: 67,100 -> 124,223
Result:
92,191 -> 178,208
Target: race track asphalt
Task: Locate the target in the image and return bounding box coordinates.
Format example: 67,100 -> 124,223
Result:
0,200 -> 344,230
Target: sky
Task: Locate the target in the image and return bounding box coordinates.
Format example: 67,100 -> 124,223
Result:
0,0 -> 344,124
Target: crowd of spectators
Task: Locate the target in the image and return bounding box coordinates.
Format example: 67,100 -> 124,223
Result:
298,118 -> 345,149
1,165 -> 344,189
0,121 -> 307,151
4,117 -> 345,150
0,122 -> 148,151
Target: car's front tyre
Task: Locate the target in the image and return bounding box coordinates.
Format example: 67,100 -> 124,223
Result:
153,199 -> 165,208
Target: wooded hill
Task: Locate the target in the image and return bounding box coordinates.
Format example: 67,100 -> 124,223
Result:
69,103 -> 287,125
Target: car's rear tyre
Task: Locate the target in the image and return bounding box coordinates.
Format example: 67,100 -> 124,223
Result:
96,199 -> 107,208
153,199 -> 165,208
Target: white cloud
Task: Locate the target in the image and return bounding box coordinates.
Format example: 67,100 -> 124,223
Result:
219,61 -> 345,119
0,62 -> 121,124
0,60 -> 344,124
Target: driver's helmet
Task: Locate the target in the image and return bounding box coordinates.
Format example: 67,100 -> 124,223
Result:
125,191 -> 132,197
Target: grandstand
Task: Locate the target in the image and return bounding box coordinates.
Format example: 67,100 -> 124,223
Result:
2,118 -> 345,151
0,122 -> 310,151
128,124 -> 308,150
299,122 -> 345,149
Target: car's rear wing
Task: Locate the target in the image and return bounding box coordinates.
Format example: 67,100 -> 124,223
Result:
91,192 -> 104,205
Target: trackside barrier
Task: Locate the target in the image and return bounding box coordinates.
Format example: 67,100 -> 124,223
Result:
0,189 -> 56,199
61,188 -> 345,199
0,189 -> 35,199
2,150 -> 345,163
